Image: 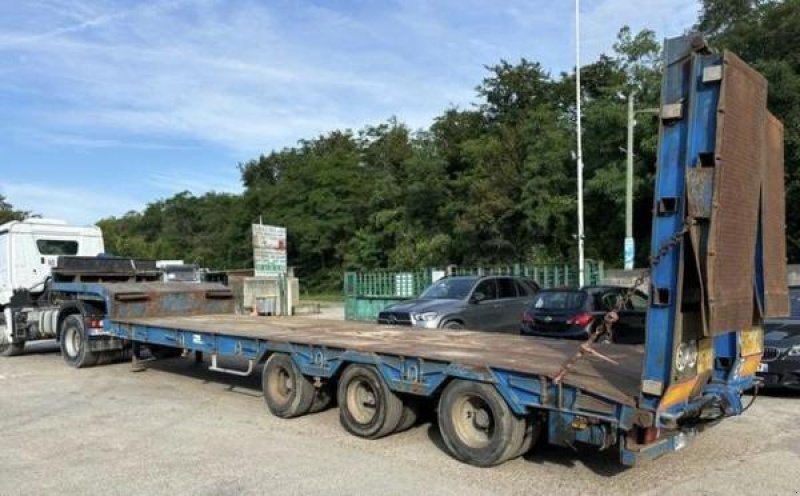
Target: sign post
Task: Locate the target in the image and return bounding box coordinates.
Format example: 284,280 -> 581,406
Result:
252,224 -> 287,277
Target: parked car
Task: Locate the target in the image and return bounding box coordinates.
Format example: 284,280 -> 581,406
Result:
377,275 -> 539,333
520,286 -> 648,344
758,285 -> 800,389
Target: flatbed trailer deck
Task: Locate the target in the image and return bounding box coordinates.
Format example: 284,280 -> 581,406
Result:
113,315 -> 643,406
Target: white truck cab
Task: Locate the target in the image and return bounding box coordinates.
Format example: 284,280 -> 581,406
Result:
0,219 -> 104,306
1,219 -> 105,356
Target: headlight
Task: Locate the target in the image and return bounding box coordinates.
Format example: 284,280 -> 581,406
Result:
675,341 -> 698,373
413,312 -> 439,322
788,345 -> 800,357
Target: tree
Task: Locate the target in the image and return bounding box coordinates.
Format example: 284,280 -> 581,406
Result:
0,195 -> 29,225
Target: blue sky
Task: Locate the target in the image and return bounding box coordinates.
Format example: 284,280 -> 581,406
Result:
0,0 -> 699,225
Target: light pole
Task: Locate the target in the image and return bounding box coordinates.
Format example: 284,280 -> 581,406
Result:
622,90 -> 658,270
575,0 -> 585,287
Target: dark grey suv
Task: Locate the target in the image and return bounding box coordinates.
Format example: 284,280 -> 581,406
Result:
377,275 -> 539,333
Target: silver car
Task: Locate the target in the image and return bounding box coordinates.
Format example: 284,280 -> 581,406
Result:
377,275 -> 539,333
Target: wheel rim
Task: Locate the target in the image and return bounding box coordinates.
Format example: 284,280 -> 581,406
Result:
64,326 -> 80,358
451,394 -> 495,449
268,365 -> 294,404
346,377 -> 378,425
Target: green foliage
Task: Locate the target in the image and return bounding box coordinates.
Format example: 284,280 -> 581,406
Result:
0,195 -> 29,225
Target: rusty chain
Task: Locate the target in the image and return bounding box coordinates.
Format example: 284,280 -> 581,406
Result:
552,219 -> 693,385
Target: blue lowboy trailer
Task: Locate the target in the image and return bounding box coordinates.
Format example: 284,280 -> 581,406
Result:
21,35 -> 790,467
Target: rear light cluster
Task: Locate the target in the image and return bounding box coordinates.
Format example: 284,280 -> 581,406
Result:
567,312 -> 594,327
85,318 -> 104,328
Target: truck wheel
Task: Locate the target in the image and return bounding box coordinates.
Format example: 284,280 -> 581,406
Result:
0,341 -> 25,357
262,353 -> 315,418
437,380 -> 526,467
337,364 -> 403,439
60,315 -> 99,368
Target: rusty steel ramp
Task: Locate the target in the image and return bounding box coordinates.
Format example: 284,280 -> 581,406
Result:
114,314 -> 643,406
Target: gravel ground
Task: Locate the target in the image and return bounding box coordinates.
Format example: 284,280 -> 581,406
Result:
1,341 -> 799,496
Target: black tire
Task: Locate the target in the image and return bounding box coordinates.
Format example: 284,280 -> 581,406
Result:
0,341 -> 25,357
262,353 -> 315,418
515,417 -> 542,458
437,380 -> 527,467
308,382 -> 334,414
395,397 -> 420,433
60,315 -> 99,368
442,321 -> 465,330
337,364 -> 403,439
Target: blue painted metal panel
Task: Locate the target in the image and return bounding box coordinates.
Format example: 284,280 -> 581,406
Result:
641,37 -> 695,409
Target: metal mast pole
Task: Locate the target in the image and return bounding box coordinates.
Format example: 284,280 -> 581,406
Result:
575,0 -> 585,287
624,91 -> 635,270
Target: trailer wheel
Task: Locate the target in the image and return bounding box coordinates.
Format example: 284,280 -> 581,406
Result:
0,341 -> 25,357
262,353 -> 315,418
515,417 -> 542,458
308,383 -> 334,414
395,397 -> 421,433
437,380 -> 526,467
60,315 -> 99,368
337,364 -> 403,439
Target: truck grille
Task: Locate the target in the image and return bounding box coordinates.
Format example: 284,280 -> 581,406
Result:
762,346 -> 781,362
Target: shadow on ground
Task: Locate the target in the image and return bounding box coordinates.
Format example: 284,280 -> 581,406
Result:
425,422 -> 627,477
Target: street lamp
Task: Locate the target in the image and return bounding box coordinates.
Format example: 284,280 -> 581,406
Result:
621,90 -> 659,270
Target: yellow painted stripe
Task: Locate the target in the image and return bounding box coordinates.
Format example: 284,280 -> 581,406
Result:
659,377 -> 698,410
740,327 -> 764,356
739,354 -> 762,377
697,339 -> 714,374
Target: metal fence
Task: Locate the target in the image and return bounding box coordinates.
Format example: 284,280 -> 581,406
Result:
344,261 -> 605,321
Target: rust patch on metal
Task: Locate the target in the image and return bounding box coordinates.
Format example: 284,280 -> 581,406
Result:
686,168 -> 714,219
707,51 -> 767,334
105,282 -> 235,320
762,113 -> 790,317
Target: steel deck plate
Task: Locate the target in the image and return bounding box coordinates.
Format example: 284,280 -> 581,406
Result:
114,314 -> 643,406
707,51 -> 768,333
762,113 -> 790,317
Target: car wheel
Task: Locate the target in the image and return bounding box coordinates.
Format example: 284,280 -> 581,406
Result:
442,321 -> 464,330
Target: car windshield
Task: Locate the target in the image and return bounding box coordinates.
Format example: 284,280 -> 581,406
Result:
531,291 -> 586,310
420,278 -> 476,300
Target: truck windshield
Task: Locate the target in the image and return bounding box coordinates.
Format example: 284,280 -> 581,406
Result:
36,239 -> 79,255
420,278 -> 476,300
532,291 -> 586,310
